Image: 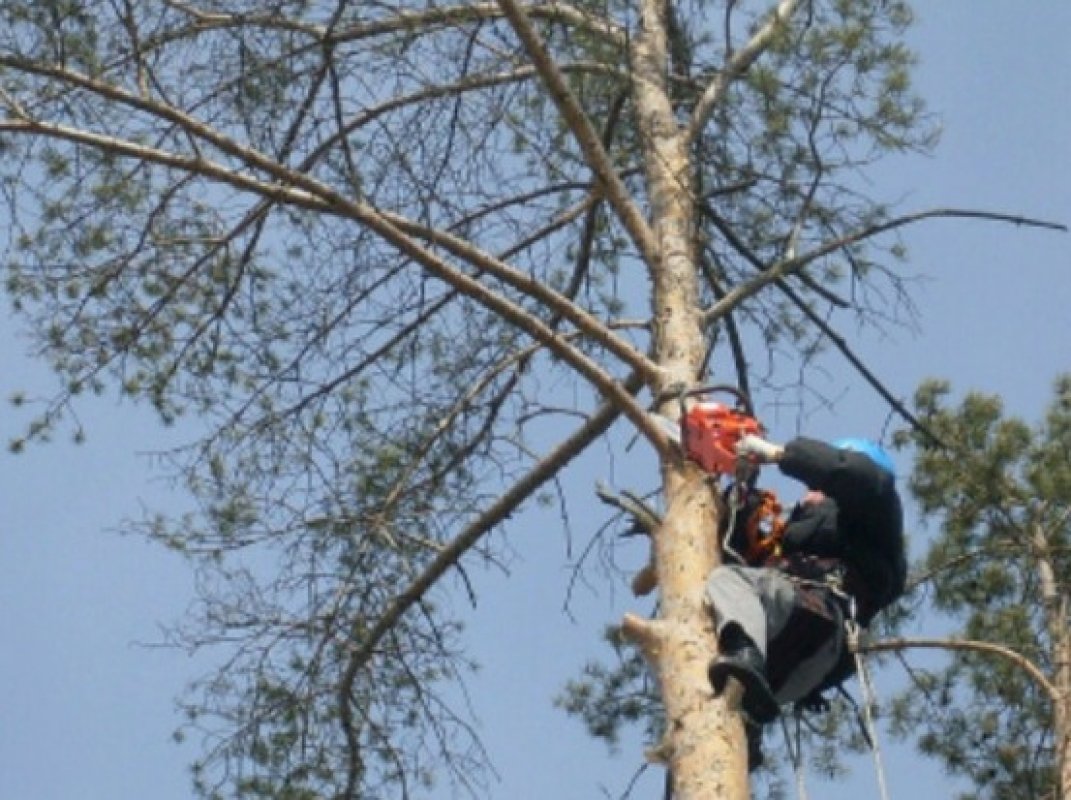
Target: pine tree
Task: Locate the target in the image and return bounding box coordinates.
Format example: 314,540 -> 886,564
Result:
0,2 -> 1056,798
888,378 -> 1071,800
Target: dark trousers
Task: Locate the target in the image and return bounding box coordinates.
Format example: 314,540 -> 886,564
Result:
705,565 -> 844,704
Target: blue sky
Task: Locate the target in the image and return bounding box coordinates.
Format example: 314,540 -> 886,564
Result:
2,3 -> 1069,799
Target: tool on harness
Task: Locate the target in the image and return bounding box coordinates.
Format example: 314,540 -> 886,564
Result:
736,487 -> 787,565
651,385 -> 788,566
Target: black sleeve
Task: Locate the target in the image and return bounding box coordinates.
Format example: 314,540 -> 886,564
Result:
779,437 -> 907,618
777,437 -> 894,519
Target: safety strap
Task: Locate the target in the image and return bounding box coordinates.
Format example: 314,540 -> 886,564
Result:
721,455 -> 755,566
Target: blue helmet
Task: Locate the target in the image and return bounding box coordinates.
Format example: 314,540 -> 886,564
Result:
832,437 -> 896,477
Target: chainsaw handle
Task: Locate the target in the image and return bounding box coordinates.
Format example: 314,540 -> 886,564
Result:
675,384 -> 754,418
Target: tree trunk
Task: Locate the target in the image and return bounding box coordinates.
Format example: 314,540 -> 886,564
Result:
624,1 -> 749,797
1050,605 -> 1071,800
1058,635 -> 1071,800
1032,521 -> 1071,799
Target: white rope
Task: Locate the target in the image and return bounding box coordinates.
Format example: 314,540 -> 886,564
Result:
847,617 -> 892,800
780,714 -> 810,800
721,455 -> 755,566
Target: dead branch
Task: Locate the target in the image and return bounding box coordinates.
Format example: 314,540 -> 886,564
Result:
595,481 -> 664,536
704,208 -> 1067,324
862,636 -> 1060,706
492,0 -> 662,271
687,0 -> 801,144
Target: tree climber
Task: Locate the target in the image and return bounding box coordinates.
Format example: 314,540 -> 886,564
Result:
705,436 -> 906,756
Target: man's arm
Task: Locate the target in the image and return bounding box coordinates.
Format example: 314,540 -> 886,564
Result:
777,437 -> 893,517
738,434 -> 895,517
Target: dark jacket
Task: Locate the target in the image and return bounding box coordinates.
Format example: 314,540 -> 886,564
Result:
776,437 -> 906,625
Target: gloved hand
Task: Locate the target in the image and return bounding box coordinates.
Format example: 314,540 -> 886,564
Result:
736,434 -> 783,464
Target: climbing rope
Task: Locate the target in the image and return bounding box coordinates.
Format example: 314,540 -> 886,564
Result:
846,605 -> 892,800
783,599 -> 893,800
721,461 -> 750,565
780,712 -> 810,800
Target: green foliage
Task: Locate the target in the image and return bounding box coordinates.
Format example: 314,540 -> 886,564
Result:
891,378 -> 1071,799
556,625 -> 664,749
0,0 -> 943,797
692,0 -> 934,373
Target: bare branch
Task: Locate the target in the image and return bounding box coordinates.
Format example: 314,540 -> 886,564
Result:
863,637 -> 1060,705
595,481 -> 663,535
1,84 -> 665,446
492,0 -> 663,272
338,371 -> 647,790
697,251 -> 750,396
687,0 -> 801,145
698,204 -> 944,444
380,209 -> 661,384
704,208 -> 1067,323
355,214 -> 669,451
701,201 -> 848,307
777,279 -> 947,448
160,1 -> 626,50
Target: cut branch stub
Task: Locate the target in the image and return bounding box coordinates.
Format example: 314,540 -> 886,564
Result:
595,481 -> 664,595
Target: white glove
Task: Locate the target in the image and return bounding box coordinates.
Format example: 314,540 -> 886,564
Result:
736,434 -> 783,464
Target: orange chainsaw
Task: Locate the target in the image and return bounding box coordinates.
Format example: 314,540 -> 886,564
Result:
652,385 -> 786,565
652,385 -> 763,476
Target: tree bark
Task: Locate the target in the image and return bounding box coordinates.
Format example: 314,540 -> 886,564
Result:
625,1 -> 748,797
1032,520 -> 1071,800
